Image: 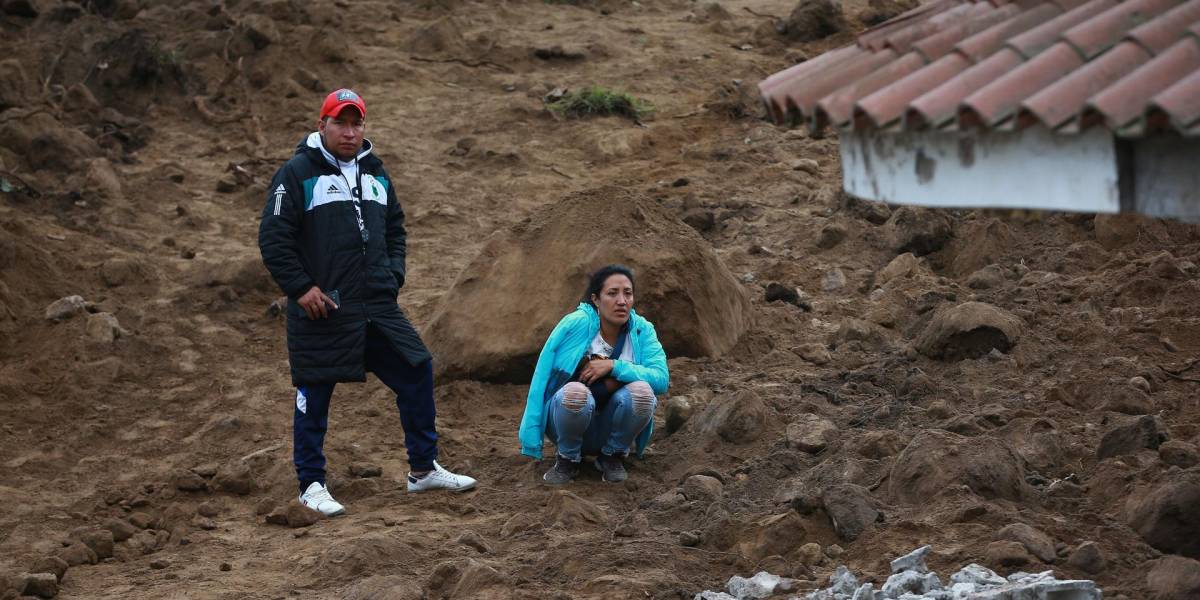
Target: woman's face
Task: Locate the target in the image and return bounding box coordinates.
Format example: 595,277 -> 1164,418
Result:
592,274 -> 633,327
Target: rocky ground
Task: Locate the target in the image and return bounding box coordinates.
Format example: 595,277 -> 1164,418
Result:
1,0 -> 1199,599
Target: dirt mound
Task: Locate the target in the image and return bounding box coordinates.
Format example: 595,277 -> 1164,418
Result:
424,186 -> 752,382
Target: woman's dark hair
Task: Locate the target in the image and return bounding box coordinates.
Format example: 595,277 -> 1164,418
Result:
580,264 -> 635,305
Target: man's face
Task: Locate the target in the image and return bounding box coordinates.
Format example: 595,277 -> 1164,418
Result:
318,106 -> 365,161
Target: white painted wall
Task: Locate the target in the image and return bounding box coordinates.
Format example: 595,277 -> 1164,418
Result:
840,126 -> 1121,214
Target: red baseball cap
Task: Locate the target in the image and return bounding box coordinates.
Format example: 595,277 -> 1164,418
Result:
319,88 -> 366,120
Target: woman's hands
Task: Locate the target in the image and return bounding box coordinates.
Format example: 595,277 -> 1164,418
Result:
578,358 -> 614,384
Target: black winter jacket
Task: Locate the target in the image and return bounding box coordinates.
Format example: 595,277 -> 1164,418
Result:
258,133 -> 432,385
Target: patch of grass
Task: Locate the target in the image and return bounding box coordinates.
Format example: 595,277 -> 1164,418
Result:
546,86 -> 653,120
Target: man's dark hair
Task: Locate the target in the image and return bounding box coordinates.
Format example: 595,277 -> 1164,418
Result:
580,264 -> 636,305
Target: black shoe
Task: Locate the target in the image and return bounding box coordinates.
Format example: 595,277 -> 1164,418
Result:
594,453 -> 627,483
543,456 -> 580,485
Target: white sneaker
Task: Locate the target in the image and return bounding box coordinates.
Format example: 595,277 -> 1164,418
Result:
406,461 -> 477,493
298,482 -> 345,516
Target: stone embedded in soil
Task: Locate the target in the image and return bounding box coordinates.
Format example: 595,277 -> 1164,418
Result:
888,429 -> 1030,504
127,511 -> 156,530
19,572 -> 57,598
456,531 -> 492,553
1067,541 -> 1106,574
821,268 -> 847,291
348,462 -> 383,478
1097,415 -> 1166,459
85,312 -> 124,343
74,529 -> 114,560
56,541 -> 97,567
743,511 -> 807,560
985,540 -> 1034,568
548,490 -> 606,527
1101,386 -> 1154,415
149,559 -> 170,570
995,523 -> 1056,563
791,343 -> 831,365
664,395 -> 696,434
890,544 -> 931,574
172,469 -> 208,492
1159,440 -> 1200,468
821,484 -> 878,542
30,555 -> 68,583
697,389 -> 767,444
967,264 -> 1007,289
1125,468 -> 1200,558
816,223 -> 846,249
500,513 -> 542,538
1146,555 -> 1200,599
915,302 -> 1023,360
425,187 -> 752,382
683,474 -> 724,502
786,414 -> 837,453
285,500 -> 322,528
876,252 -> 919,286
197,500 -> 222,518
780,0 -> 846,41
265,506 -> 289,526
212,460 -> 253,495
884,206 -> 953,256
102,518 -> 137,541
44,295 -> 88,321
614,512 -> 650,537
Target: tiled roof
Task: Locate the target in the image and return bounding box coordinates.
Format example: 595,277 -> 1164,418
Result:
759,0 -> 1200,137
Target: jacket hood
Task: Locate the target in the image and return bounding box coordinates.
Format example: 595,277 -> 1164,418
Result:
297,132 -> 374,165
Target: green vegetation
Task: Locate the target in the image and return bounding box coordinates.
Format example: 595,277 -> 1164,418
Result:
546,86 -> 653,120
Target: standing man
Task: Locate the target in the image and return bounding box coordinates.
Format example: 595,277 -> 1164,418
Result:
259,88 -> 475,516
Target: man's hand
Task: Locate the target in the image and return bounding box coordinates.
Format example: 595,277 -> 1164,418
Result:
579,358 -> 614,385
297,286 -> 338,320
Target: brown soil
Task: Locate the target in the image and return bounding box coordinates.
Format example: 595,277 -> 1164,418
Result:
2,1 -> 1199,599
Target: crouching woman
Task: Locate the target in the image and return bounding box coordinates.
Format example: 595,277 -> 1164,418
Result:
518,264 -> 669,484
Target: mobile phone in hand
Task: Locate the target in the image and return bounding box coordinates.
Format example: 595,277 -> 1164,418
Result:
327,289 -> 340,310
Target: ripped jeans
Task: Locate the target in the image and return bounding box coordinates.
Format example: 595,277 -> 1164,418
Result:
545,381 -> 658,461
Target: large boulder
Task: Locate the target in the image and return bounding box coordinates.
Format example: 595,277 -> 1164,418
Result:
915,302 -> 1023,360
888,430 -> 1030,504
1125,468 -> 1200,558
425,187 -> 751,382
1146,555 -> 1200,599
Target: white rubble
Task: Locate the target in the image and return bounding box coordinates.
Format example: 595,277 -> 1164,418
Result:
727,572 -> 795,600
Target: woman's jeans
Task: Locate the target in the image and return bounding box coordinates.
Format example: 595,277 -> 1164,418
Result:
545,381 -> 658,461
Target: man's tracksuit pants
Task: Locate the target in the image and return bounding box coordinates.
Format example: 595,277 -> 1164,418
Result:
293,326 -> 437,492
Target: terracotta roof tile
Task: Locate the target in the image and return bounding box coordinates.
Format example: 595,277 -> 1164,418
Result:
1084,37 -> 1200,127
759,0 -> 1200,136
1127,0 -> 1200,53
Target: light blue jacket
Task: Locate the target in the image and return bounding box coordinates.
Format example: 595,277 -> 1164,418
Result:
518,303 -> 669,460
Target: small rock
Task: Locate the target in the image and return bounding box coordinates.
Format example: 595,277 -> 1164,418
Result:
949,563 -> 1005,586
30,556 -> 68,582
726,571 -> 793,599
828,565 -> 858,595
219,562 -> 232,571
614,512 -> 650,537
1128,376 -> 1151,393
20,572 -> 58,598
265,506 -> 289,526
239,14 -> 280,49
816,223 -> 847,249
995,523 -> 1056,563
880,570 -> 942,597
885,206 -> 953,255
822,484 -> 878,542
286,500 -> 322,528
967,264 -> 1006,289
786,414 -> 837,453
1125,468 -> 1200,557
57,541 -> 97,567
696,389 -> 767,444
85,312 -> 124,343
197,500 -> 222,518
679,530 -> 702,546
212,460 -> 253,495
456,530 -> 492,553
1159,440 -> 1199,468
798,542 -> 823,565
672,177 -> 690,187
1066,541 -> 1106,574
792,343 -> 831,365
192,516 -> 217,530
1145,555 -> 1200,600
915,302 -> 1023,360
764,282 -> 799,305
1097,415 -> 1166,460
682,475 -> 724,502
44,295 -> 88,321
821,268 -> 847,292
172,469 -> 208,492
348,462 -> 382,478
103,518 -> 137,541
790,158 -> 820,174
76,529 -> 114,560
825,544 -> 844,558
683,210 -> 716,232
877,253 -> 919,286
890,545 -> 931,574
985,540 -> 1033,568
150,558 -> 171,569
664,396 -> 695,434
